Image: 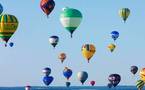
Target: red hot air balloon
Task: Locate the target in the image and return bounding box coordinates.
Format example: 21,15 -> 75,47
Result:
40,0 -> 55,17
90,81 -> 95,86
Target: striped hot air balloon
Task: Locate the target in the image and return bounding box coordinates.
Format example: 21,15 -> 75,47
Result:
140,68 -> 145,82
0,14 -> 19,46
119,8 -> 130,22
136,80 -> 144,90
60,7 -> 83,38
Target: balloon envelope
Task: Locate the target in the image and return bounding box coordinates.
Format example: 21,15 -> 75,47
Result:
108,74 -> 121,87
66,82 -> 71,87
58,53 -> 66,63
40,0 -> 55,16
108,43 -> 116,52
77,71 -> 88,85
90,81 -> 95,86
49,36 -> 59,48
63,67 -> 72,80
111,31 -> 119,41
43,76 -> 54,86
42,67 -> 51,76
25,85 -> 31,90
0,14 -> 19,44
107,83 -> 113,88
9,42 -> 14,47
140,68 -> 145,82
60,7 -> 83,38
136,80 -> 144,90
119,8 -> 130,22
0,3 -> 3,14
131,66 -> 138,75
81,44 -> 96,63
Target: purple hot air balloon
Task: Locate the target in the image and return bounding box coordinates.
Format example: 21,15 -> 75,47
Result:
108,74 -> 121,87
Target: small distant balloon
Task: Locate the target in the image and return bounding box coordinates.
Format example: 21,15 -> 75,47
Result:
58,53 -> 66,63
108,43 -> 116,52
9,42 -> 14,47
0,3 -> 3,14
63,67 -> 72,80
119,8 -> 130,22
42,67 -> 51,76
108,74 -> 121,87
43,76 -> 54,86
25,85 -> 31,90
136,80 -> 144,90
90,81 -> 95,86
49,36 -> 59,48
81,44 -> 96,63
66,82 -> 71,87
40,0 -> 55,17
111,31 -> 119,41
77,71 -> 88,85
131,66 -> 138,75
107,83 -> 113,88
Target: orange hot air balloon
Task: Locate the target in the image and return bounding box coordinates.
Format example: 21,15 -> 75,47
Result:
58,53 -> 66,63
140,68 -> 145,82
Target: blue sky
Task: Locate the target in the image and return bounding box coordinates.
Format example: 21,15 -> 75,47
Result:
0,0 -> 145,86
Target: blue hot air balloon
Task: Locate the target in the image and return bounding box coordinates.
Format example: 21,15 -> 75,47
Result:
0,3 -> 3,15
107,83 -> 113,88
42,67 -> 51,76
49,36 -> 59,48
66,82 -> 71,87
9,42 -> 14,47
111,31 -> 119,41
131,66 -> 138,75
43,76 -> 54,86
77,71 -> 88,85
63,67 -> 72,80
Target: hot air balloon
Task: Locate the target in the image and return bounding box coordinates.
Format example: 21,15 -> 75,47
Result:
108,74 -> 121,87
107,83 -> 113,88
0,14 -> 19,47
40,0 -> 55,17
66,82 -> 71,87
43,76 -> 54,86
60,7 -> 83,38
111,31 -> 119,41
9,42 -> 14,47
49,36 -> 59,48
131,66 -> 138,75
119,8 -> 130,22
25,85 -> 31,90
140,68 -> 145,82
77,71 -> 88,85
42,67 -> 51,76
81,44 -> 96,63
136,80 -> 144,90
108,43 -> 116,52
0,3 -> 3,15
63,67 -> 72,80
58,53 -> 66,63
90,81 -> 95,86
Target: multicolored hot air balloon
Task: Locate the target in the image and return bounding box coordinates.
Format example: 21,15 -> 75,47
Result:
0,14 -> 19,47
119,8 -> 130,22
140,68 -> 145,82
108,43 -> 116,52
63,67 -> 72,80
60,7 -> 83,38
136,80 -> 144,90
111,31 -> 119,41
89,81 -> 95,86
58,53 -> 66,63
131,66 -> 138,75
66,82 -> 71,87
25,85 -> 31,90
43,76 -> 54,86
0,3 -> 3,15
77,71 -> 88,85
40,0 -> 55,17
81,44 -> 96,63
108,74 -> 121,87
49,36 -> 59,48
42,67 -> 51,76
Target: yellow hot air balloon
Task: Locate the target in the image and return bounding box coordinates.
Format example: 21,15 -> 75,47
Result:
119,8 -> 130,22
81,44 -> 96,63
108,43 -> 116,52
140,68 -> 145,82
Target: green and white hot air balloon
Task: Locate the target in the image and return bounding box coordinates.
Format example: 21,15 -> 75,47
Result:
60,7 -> 83,38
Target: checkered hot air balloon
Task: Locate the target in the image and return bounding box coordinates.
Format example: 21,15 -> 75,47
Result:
0,14 -> 19,46
60,7 -> 83,38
